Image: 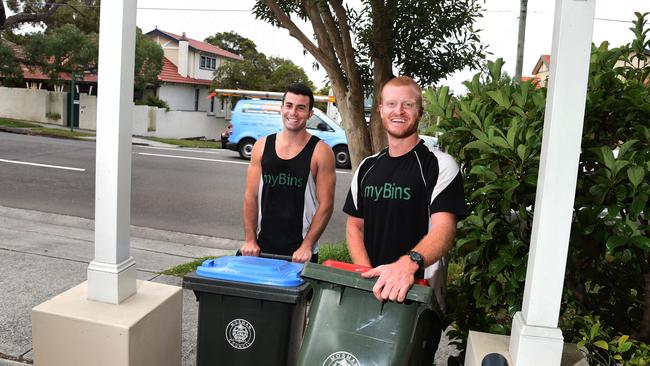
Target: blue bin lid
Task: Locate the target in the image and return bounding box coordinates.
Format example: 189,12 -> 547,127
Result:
196,256 -> 305,287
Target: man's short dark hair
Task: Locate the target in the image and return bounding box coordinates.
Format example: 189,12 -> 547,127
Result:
283,83 -> 314,110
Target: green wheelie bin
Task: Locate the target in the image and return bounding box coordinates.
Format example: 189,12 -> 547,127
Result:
297,261 -> 437,366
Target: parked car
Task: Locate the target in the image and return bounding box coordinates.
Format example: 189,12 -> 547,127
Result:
221,123 -> 232,147
419,135 -> 439,150
223,99 -> 351,169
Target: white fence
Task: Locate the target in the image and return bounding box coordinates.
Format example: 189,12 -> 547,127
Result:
0,87 -> 228,140
0,87 -> 67,124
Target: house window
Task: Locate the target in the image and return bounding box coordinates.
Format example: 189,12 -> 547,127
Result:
200,55 -> 217,70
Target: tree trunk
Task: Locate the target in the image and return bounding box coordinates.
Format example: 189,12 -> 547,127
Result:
368,0 -> 393,153
331,80 -> 371,170
369,68 -> 391,153
260,0 -> 373,169
0,4 -> 6,30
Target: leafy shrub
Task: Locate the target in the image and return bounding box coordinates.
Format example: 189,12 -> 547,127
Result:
425,60 -> 546,360
563,13 -> 649,344
576,316 -> 648,366
426,12 -> 649,364
135,95 -> 169,111
46,112 -> 61,121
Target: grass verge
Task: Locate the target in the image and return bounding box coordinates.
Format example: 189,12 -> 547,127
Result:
0,118 -> 95,139
0,118 -> 40,128
143,137 -> 222,149
161,256 -> 219,277
32,127 -> 95,138
317,242 -> 351,263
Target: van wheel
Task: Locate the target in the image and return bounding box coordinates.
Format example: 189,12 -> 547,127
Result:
333,145 -> 351,169
238,138 -> 255,160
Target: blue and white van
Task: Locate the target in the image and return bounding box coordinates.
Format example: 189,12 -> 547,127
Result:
223,99 -> 351,168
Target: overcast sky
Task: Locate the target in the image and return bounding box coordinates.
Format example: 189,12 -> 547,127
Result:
135,0 -> 648,94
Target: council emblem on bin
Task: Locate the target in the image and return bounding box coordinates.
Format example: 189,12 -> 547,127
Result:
322,351 -> 360,366
225,318 -> 255,349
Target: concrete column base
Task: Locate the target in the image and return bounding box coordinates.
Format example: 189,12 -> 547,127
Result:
87,256 -> 137,304
509,311 -> 564,365
32,280 -> 182,366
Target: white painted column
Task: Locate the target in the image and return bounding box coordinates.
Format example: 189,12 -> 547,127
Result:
87,0 -> 137,304
509,0 -> 596,365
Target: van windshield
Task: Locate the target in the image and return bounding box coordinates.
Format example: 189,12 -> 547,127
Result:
306,115 -> 334,132
313,109 -> 341,129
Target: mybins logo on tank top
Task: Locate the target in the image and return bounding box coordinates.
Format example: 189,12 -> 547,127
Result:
363,183 -> 412,201
263,172 -> 304,188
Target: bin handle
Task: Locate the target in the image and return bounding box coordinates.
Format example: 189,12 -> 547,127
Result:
301,262 -> 434,304
235,250 -> 293,262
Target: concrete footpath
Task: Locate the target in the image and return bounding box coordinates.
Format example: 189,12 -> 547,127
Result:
0,205 -> 456,366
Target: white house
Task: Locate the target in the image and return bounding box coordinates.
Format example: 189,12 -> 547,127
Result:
145,28 -> 243,113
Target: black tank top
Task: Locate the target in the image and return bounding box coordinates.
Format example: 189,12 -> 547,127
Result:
257,133 -> 321,256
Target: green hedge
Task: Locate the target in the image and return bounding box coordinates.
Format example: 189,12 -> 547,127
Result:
426,12 -> 648,365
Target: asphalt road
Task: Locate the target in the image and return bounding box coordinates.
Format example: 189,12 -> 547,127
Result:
0,131 -> 353,244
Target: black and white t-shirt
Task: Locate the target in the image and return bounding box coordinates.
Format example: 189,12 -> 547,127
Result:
343,140 -> 466,309
257,133 -> 321,256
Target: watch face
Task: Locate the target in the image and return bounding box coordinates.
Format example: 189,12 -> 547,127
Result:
408,251 -> 424,268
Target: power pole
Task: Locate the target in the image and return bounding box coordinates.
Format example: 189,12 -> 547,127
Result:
515,0 -> 528,81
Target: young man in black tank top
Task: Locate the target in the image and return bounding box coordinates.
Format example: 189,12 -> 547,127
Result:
343,76 -> 466,364
240,83 -> 336,263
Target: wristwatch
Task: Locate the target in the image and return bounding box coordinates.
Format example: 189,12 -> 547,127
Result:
407,250 -> 425,277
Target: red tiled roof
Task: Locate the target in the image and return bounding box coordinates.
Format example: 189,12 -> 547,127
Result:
150,29 -> 243,61
532,54 -> 551,75
521,75 -> 543,88
158,57 -> 212,85
20,65 -> 98,82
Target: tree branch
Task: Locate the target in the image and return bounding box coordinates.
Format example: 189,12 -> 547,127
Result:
328,0 -> 360,90
308,2 -> 343,70
1,0 -> 67,30
301,0 -> 339,73
261,0 -> 330,68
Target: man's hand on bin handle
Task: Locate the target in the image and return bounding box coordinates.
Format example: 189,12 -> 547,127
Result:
361,255 -> 418,302
292,242 -> 313,263
240,240 -> 261,256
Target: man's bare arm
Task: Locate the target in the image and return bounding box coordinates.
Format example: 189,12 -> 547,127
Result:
362,212 -> 457,302
346,215 -> 372,267
412,212 -> 457,267
240,138 -> 266,256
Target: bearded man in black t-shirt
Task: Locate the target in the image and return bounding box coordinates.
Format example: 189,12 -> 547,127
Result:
343,76 -> 467,364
